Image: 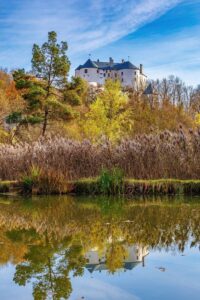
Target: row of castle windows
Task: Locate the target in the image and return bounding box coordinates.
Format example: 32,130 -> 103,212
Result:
84,69 -> 137,76
82,73 -> 137,83
82,69 -> 140,84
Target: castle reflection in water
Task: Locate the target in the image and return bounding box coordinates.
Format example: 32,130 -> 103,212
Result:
85,245 -> 149,273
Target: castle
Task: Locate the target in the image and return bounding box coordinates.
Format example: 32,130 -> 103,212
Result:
75,57 -> 147,89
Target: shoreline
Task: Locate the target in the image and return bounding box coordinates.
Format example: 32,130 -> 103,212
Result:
1,179 -> 200,196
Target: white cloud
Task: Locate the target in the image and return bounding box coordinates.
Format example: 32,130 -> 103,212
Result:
91,23 -> 200,86
133,26 -> 200,86
3,0 -> 198,85
70,276 -> 140,300
0,0 -> 184,54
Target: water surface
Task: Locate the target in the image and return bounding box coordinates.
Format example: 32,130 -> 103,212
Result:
0,195 -> 200,300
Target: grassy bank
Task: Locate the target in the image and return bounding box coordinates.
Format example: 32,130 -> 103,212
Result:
0,181 -> 18,193
1,179 -> 200,196
70,178 -> 200,196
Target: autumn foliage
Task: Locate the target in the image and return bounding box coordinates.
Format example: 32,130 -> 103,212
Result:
0,32 -> 200,182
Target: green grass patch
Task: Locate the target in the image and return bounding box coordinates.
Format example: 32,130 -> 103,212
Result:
0,181 -> 17,193
71,178 -> 200,196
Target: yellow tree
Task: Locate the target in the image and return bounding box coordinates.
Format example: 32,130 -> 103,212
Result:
195,113 -> 200,126
83,80 -> 133,143
0,70 -> 24,143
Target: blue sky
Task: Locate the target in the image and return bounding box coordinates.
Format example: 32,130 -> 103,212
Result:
0,0 -> 200,86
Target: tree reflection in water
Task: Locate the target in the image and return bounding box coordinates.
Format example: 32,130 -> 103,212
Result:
0,195 -> 200,299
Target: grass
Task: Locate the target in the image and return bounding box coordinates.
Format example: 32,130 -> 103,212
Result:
127,179 -> 200,184
1,178 -> 200,196
1,130 -> 200,181
0,181 -> 18,193
69,178 -> 99,195
98,168 -> 124,195
21,166 -> 69,195
126,179 -> 200,195
71,178 -> 200,196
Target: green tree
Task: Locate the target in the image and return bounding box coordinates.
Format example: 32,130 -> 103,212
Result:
32,31 -> 70,135
83,79 -> 133,143
8,32 -> 85,138
64,76 -> 88,106
10,69 -> 75,138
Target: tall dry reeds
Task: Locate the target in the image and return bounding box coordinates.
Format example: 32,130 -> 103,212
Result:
0,129 -> 200,181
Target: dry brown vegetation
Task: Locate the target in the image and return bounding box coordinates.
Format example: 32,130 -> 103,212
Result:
0,129 -> 200,181
0,69 -> 200,186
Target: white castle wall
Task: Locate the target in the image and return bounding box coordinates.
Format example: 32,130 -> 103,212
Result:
75,66 -> 147,89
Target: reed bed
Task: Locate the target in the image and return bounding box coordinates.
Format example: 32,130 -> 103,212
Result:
0,129 -> 200,181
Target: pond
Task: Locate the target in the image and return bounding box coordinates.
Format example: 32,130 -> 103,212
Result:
0,195 -> 200,300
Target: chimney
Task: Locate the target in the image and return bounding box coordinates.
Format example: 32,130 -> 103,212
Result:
140,64 -> 143,74
109,57 -> 114,65
122,59 -> 125,63
97,59 -> 100,62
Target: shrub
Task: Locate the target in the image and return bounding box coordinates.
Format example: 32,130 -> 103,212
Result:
6,111 -> 22,124
64,90 -> 82,106
21,165 -> 41,193
35,168 -> 68,195
99,168 -> 124,195
21,165 -> 68,194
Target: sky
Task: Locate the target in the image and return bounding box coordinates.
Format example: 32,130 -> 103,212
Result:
0,0 -> 200,86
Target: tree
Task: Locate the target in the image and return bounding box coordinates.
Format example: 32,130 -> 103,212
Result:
195,113 -> 200,126
7,32 -> 86,138
12,232 -> 86,300
190,85 -> 200,115
64,76 -> 88,106
83,80 -> 133,143
0,70 -> 24,142
9,69 -> 75,139
151,75 -> 194,109
31,31 -> 70,135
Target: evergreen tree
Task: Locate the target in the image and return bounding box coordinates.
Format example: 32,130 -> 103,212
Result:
7,32 -> 86,137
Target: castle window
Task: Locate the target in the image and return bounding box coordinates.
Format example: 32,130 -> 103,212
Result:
108,74 -> 110,77
97,70 -> 99,73
115,73 -> 117,78
84,69 -> 88,74
121,72 -> 123,76
135,71 -> 137,75
104,73 -> 106,77
121,78 -> 124,82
